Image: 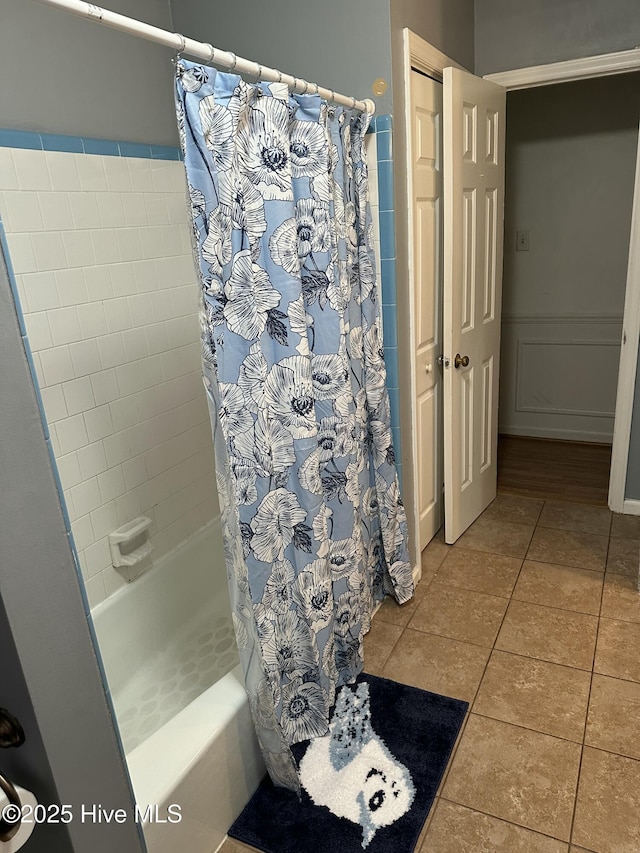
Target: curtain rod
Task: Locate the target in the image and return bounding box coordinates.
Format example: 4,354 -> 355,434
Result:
33,0 -> 377,114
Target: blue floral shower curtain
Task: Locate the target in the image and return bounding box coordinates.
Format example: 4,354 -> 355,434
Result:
175,61 -> 413,793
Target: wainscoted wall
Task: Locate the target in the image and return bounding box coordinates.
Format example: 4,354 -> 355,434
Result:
0,132 -> 217,609
499,78 -> 638,444
500,315 -> 623,442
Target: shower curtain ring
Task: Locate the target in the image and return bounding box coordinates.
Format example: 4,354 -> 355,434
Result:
174,33 -> 186,57
313,82 -> 319,95
301,79 -> 310,94
204,43 -> 215,63
228,52 -> 238,70
255,64 -> 263,81
277,70 -> 283,83
351,96 -> 357,110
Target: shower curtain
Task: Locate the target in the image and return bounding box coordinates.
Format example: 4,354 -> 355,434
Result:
175,60 -> 413,793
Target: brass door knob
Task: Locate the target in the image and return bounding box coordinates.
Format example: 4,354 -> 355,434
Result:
454,353 -> 470,369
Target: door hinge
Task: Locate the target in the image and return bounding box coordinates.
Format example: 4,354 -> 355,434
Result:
437,355 -> 450,368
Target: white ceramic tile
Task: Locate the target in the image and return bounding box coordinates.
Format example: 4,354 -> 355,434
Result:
62,487 -> 77,522
48,306 -> 82,346
116,227 -> 143,262
97,466 -> 126,503
12,149 -> 52,191
95,194 -> 126,229
91,228 -> 121,265
114,489 -> 142,527
40,345 -> 75,386
127,159 -> 154,193
121,328 -> 148,362
76,441 -> 108,480
150,162 -> 174,193
69,339 -> 102,377
62,376 -> 95,416
83,572 -> 107,609
91,368 -> 119,405
103,157 -> 132,193
84,403 -> 114,443
165,194 -> 186,226
103,296 -> 132,333
144,194 -> 168,226
109,262 -> 137,297
24,311 -> 53,351
122,454 -> 148,491
97,332 -> 126,370
83,536 -> 111,577
122,192 -> 148,227
4,233 -> 36,274
109,396 -> 138,432
56,413 -> 89,454
77,302 -> 108,339
145,322 -> 167,356
31,351 -> 45,387
2,190 -> 44,232
56,451 -> 82,489
69,193 -> 101,230
101,567 -> 126,600
71,476 -> 103,517
171,284 -> 196,317
115,361 -> 142,396
71,513 -> 94,552
132,258 -> 156,292
31,231 -> 67,270
0,148 -> 19,190
90,501 -> 118,541
61,230 -> 96,267
140,226 -> 166,259
165,317 -> 186,350
84,265 -> 114,301
39,192 -> 74,231
75,154 -> 107,192
55,268 -> 88,306
103,432 -> 132,467
45,151 -> 81,192
22,270 -> 59,311
40,383 -> 67,422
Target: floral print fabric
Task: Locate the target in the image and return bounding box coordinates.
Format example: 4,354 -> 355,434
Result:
175,61 -> 413,793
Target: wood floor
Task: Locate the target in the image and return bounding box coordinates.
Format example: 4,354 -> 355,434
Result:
497,435 -> 612,506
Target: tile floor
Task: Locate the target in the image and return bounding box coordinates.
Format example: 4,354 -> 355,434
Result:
222,494 -> 640,853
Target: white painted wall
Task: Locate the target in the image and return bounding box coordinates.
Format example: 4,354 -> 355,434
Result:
499,74 -> 640,443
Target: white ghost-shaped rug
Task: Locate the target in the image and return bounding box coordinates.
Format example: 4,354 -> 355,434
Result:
299,681 -> 415,849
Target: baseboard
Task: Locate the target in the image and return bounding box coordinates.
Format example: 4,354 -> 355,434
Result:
498,426 -> 614,444
622,499 -> 640,516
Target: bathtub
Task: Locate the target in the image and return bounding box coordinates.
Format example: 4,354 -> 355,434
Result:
90,519 -> 265,853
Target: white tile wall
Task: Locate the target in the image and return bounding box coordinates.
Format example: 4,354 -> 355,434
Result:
1,148 -> 218,608
364,134 -> 383,292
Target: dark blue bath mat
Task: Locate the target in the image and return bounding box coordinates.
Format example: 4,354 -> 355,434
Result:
228,673 -> 468,853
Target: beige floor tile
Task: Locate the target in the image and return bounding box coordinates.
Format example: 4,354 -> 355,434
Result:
382,628 -> 489,702
569,848 -> 595,852
423,800 -> 569,852
573,747 -> 640,853
219,839 -> 260,852
375,593 -> 419,628
422,537 -> 452,574
595,618 -> 640,682
363,618 -> 403,676
606,537 -> 640,577
455,516 -> 535,558
409,583 -> 508,647
442,715 -> 581,841
435,548 -> 522,598
474,650 -> 590,742
585,674 -> 640,760
537,501 -> 612,536
480,494 -> 545,526
526,527 -> 608,572
513,561 -> 603,615
611,513 -> 640,539
496,600 -> 598,671
601,572 -> 640,622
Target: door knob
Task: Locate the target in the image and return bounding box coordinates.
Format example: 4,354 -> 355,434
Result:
454,353 -> 470,369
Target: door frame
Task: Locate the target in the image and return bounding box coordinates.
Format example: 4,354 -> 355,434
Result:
399,35 -> 640,554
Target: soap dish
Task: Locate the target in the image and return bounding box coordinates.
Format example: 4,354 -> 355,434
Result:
108,516 -> 153,569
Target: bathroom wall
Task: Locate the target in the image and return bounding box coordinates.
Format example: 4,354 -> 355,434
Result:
499,74 -> 640,443
0,133 -> 217,608
0,0 -> 179,145
475,0 -> 640,76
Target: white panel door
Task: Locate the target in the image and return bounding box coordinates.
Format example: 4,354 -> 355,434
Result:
410,69 -> 444,549
443,67 -> 506,543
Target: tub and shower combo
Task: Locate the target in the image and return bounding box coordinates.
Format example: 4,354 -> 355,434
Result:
91,518 -> 265,853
